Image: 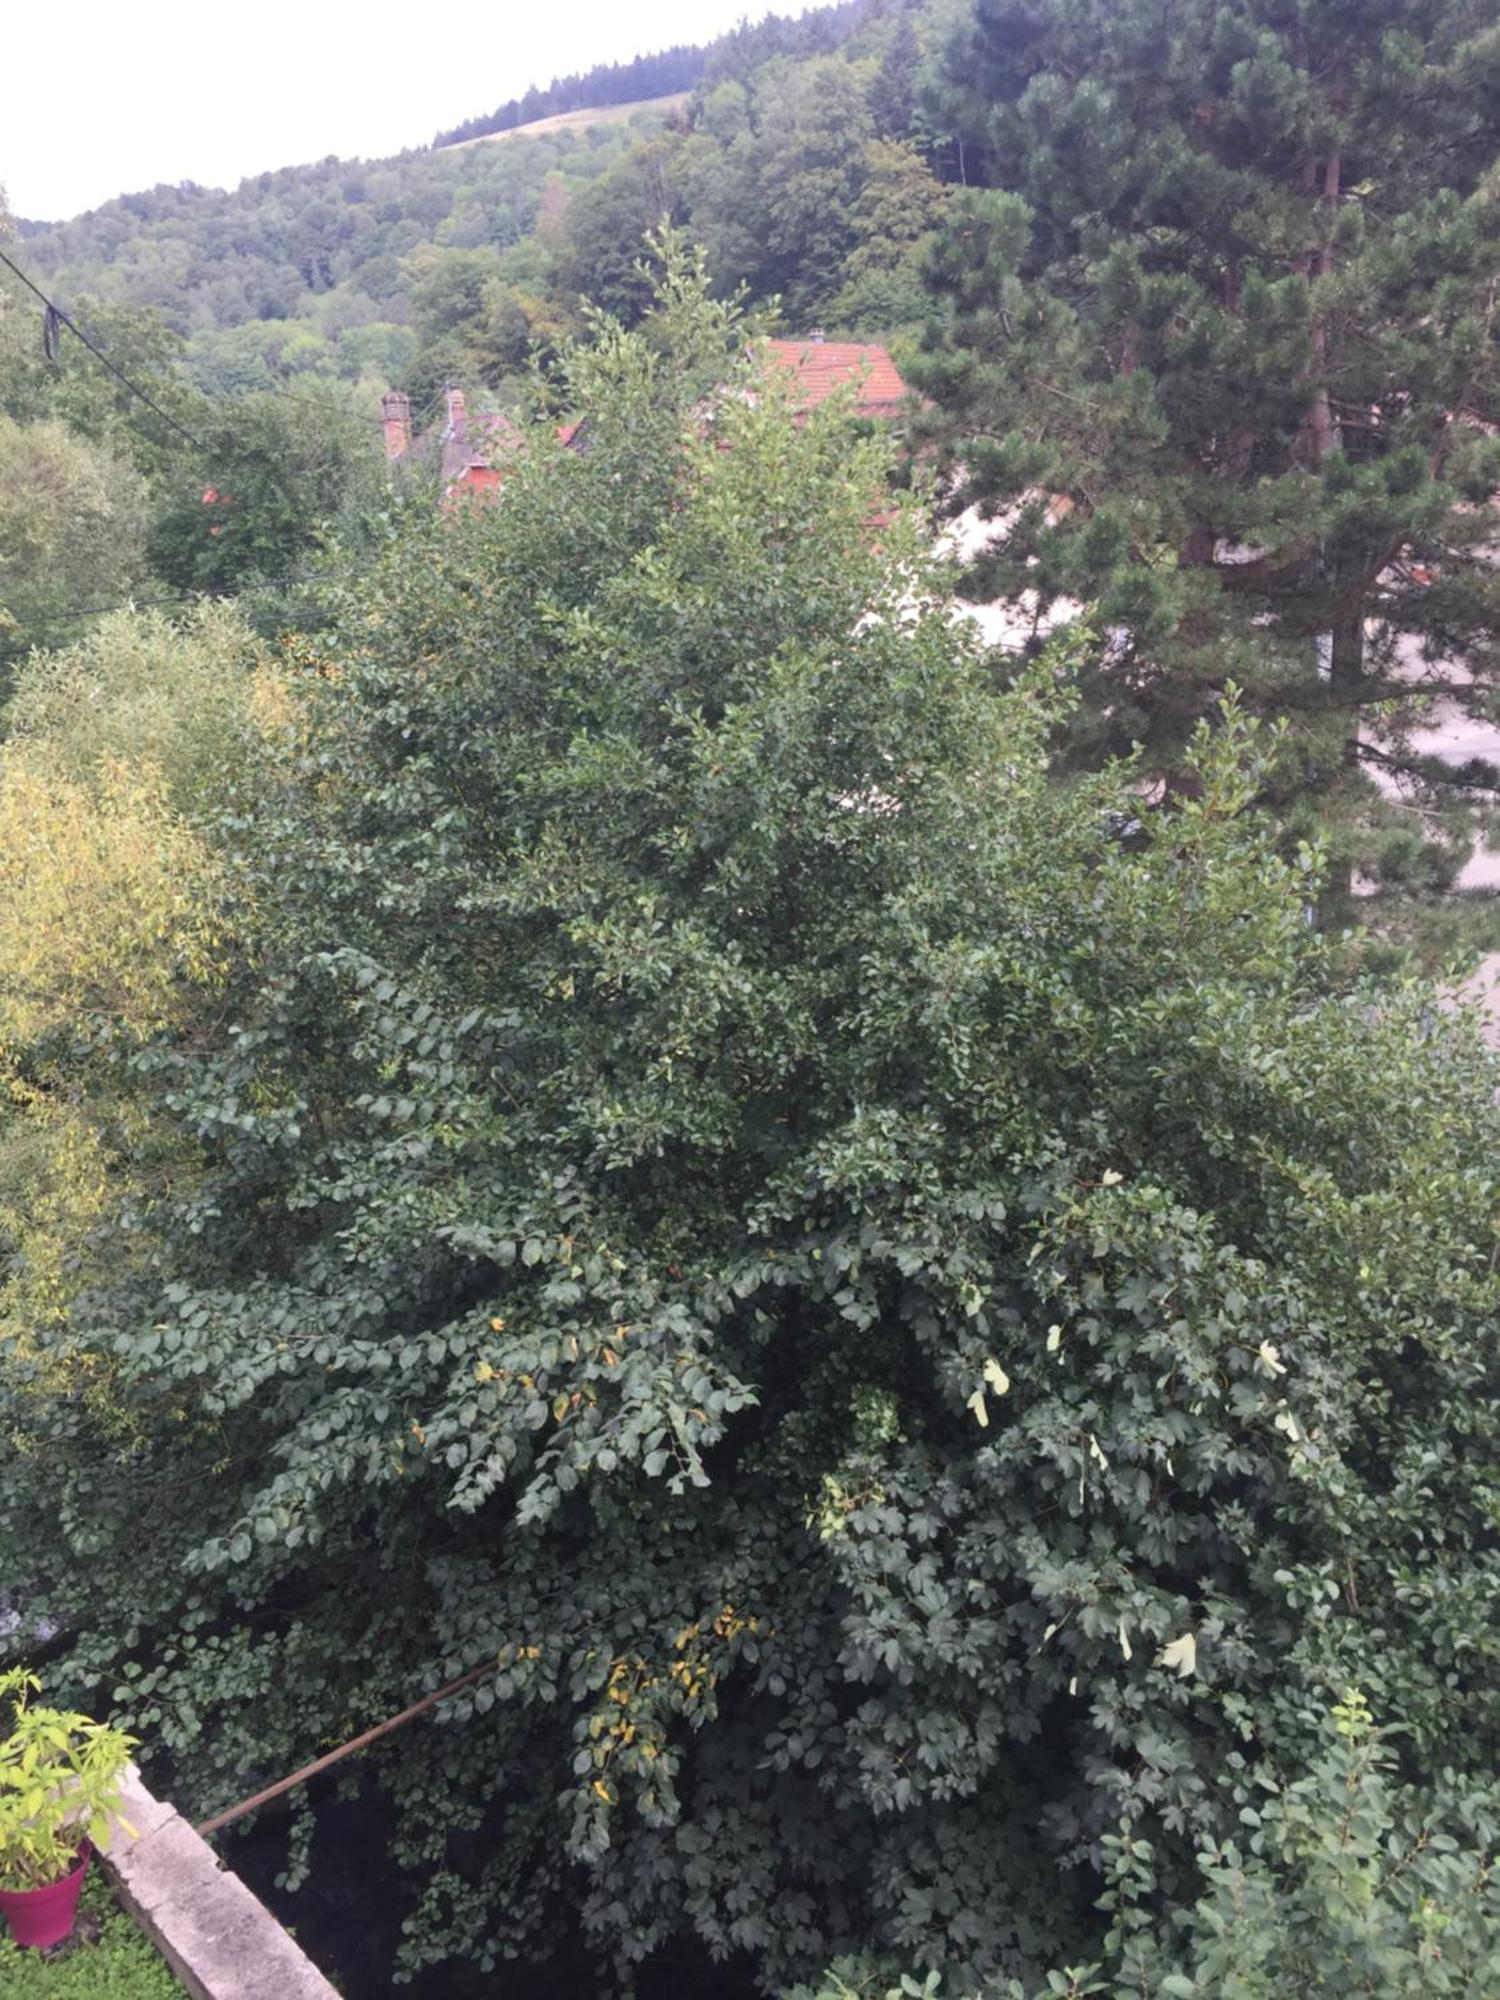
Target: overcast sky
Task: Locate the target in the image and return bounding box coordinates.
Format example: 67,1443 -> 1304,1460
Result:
6,1 -> 799,222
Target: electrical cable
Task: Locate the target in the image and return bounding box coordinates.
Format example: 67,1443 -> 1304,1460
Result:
0,245 -> 216,455
0,247 -> 421,461
0,252 -> 473,665
0,564 -> 366,666
0,245 -> 328,542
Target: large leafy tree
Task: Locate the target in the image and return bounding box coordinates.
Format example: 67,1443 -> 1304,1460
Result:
0,281 -> 196,490
869,6 -> 923,141
553,138 -> 688,325
827,138 -> 950,333
915,0 -> 1500,912
751,56 -> 879,318
143,386 -> 385,597
2,263 -> 1498,1996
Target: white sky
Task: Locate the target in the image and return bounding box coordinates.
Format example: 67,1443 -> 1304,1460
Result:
5,0 -> 799,222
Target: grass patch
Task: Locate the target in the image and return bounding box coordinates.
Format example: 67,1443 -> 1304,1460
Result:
0,1872 -> 180,1997
441,92 -> 691,148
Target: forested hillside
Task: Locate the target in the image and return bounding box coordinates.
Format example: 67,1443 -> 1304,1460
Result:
431,1 -> 876,148
432,45 -> 712,150
13,114 -> 656,399
17,0 -> 940,378
2,0 -> 949,665
15,0 -> 943,411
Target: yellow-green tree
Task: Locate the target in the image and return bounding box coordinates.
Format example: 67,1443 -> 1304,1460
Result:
0,606 -> 283,1354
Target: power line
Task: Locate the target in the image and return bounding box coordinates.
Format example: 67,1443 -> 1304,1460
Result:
0,564 -> 364,666
244,380 -> 392,427
0,250 -> 459,665
0,245 -> 215,455
0,248 -> 411,444
1,249 -> 473,466
0,250 -> 386,554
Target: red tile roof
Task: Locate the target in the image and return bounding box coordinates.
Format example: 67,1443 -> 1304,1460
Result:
763,338 -> 910,419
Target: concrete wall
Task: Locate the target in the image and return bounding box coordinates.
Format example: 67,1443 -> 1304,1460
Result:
102,1766 -> 340,2000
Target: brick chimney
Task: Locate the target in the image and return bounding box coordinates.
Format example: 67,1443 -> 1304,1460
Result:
439,385 -> 473,488
381,390 -> 411,460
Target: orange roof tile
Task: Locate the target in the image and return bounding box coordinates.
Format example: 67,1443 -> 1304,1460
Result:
763,339 -> 910,419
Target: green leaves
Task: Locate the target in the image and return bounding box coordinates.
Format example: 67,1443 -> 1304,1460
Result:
0,1675 -> 136,1892
3,246 -> 1499,1997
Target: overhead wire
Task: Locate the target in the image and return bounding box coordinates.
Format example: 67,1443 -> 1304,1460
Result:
1,245 -> 404,429
0,250 -> 467,666
0,245 -> 216,455
0,563 -> 370,666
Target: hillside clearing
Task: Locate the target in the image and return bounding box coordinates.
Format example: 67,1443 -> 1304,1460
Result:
439,92 -> 690,150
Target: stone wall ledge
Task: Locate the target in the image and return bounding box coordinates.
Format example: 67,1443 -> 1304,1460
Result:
100,1764 -> 340,2000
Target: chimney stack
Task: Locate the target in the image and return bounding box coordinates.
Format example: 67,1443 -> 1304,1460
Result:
381,390 -> 411,461
435,385 -> 475,492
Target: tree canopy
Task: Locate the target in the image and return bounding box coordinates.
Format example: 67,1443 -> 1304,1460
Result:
2,262 -> 1497,1995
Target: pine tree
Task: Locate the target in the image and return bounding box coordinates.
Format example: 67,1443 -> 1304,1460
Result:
916,0 -> 1500,914
869,9 -> 922,140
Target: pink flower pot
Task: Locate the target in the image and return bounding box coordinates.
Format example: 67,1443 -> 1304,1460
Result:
0,1845 -> 90,1949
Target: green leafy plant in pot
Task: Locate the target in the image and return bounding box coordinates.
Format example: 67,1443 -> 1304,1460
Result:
0,1668 -> 137,1949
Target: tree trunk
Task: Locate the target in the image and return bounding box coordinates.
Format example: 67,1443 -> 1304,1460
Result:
1297,146 -> 1343,469
1183,520 -> 1214,566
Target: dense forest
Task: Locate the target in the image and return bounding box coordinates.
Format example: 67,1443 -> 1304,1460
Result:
12,0 -> 944,401
3,4 -> 1500,1997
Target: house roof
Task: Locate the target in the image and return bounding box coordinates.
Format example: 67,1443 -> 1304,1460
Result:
763,339 -> 910,419
435,408 -> 522,484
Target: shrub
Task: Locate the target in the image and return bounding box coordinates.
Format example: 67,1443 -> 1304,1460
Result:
797,1694 -> 1500,1999
1,256 -> 1496,1993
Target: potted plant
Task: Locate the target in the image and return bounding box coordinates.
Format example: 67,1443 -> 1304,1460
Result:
0,1668 -> 137,1949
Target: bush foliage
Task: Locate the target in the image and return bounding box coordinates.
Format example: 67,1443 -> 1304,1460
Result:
1,264 -> 1497,1992
803,1697 -> 1500,1997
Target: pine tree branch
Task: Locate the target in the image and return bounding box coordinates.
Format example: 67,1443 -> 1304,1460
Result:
1360,741 -> 1500,795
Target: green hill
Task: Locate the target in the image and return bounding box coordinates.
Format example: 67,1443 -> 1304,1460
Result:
7,0 -> 944,414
